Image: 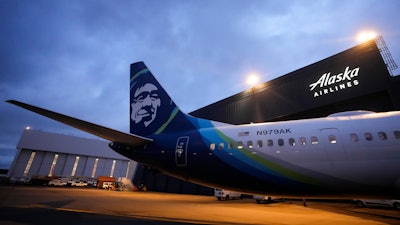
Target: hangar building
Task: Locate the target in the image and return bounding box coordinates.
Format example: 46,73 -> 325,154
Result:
134,37 -> 399,194
191,38 -> 400,123
7,129 -> 137,182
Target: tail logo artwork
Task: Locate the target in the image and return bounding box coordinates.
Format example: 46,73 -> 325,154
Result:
131,82 -> 161,127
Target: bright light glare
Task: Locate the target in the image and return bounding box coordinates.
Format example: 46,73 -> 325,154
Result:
246,74 -> 259,86
25,126 -> 31,130
357,31 -> 377,43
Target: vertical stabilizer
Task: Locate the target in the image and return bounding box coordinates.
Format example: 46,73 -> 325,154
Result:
130,62 -> 186,137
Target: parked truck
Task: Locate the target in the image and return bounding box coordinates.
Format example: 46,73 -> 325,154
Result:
214,189 -> 242,200
97,176 -> 116,190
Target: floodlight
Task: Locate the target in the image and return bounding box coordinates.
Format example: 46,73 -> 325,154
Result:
357,31 -> 377,43
246,74 -> 259,86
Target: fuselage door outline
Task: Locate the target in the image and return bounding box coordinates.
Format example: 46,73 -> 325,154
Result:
321,128 -> 345,161
175,136 -> 189,167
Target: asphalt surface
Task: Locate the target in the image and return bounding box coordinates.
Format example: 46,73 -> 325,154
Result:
0,186 -> 399,225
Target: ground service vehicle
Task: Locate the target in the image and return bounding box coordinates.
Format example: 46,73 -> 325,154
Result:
355,199 -> 400,210
214,189 -> 242,200
48,179 -> 67,186
68,180 -> 88,187
254,195 -> 272,204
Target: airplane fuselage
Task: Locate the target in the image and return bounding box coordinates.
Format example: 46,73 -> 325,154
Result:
119,111 -> 400,198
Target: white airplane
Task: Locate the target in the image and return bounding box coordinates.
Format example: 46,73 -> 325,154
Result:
7,62 -> 400,199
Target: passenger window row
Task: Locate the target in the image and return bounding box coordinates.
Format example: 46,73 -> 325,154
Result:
350,130 -> 400,142
209,136 -> 320,150
236,136 -> 320,149
209,130 -> 400,150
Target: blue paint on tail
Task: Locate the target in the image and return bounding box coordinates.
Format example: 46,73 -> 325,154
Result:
130,62 -> 197,137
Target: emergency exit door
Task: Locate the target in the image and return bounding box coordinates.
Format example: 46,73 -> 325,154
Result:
175,136 -> 189,166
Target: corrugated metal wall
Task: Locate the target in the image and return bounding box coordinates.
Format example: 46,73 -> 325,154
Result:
7,130 -> 138,181
9,148 -> 133,179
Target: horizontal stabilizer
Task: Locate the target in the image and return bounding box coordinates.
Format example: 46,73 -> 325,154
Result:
6,100 -> 152,147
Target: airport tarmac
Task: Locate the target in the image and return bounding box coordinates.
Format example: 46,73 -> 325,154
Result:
0,186 -> 399,225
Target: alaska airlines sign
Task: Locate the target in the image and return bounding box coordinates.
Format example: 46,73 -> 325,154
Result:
309,66 -> 360,97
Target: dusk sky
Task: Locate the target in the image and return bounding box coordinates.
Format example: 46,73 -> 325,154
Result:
1,0 -> 400,169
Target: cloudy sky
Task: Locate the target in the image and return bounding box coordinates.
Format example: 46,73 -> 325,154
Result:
1,0 -> 400,169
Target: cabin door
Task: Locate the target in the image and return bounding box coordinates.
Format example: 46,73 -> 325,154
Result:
175,136 -> 189,167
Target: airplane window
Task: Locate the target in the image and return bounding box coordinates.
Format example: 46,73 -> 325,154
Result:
210,143 -> 215,151
311,136 -> 318,144
350,133 -> 358,142
237,141 -> 243,149
364,133 -> 373,141
278,139 -> 284,146
378,132 -> 387,141
288,138 -> 295,146
328,135 -> 337,144
299,137 -> 307,146
267,139 -> 273,147
219,143 -> 224,150
257,140 -> 263,148
247,141 -> 253,148
394,131 -> 400,139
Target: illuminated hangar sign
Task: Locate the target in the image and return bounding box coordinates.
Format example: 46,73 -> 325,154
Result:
309,66 -> 360,98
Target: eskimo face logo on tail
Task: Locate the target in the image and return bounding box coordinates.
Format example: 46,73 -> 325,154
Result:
130,62 -> 182,136
131,82 -> 161,127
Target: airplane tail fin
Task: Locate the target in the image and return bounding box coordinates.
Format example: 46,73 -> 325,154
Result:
130,62 -> 190,137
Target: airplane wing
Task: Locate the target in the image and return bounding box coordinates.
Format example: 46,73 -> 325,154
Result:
6,100 -> 152,147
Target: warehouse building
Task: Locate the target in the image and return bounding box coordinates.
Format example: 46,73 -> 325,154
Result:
135,37 -> 399,194
7,129 -> 137,183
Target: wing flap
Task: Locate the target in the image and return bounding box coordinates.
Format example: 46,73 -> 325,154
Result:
6,100 -> 152,147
